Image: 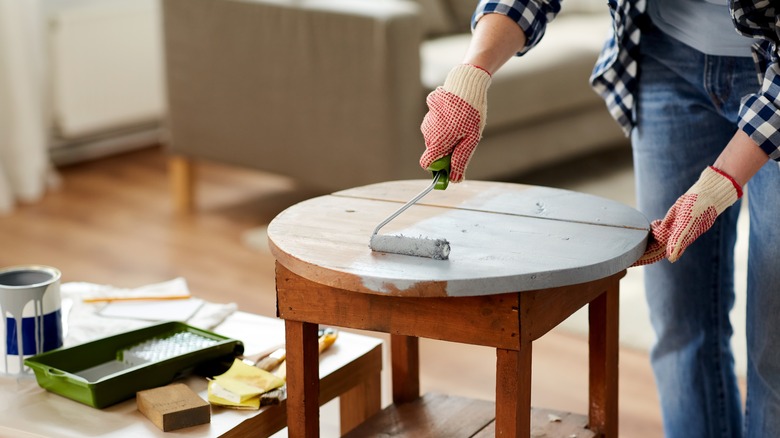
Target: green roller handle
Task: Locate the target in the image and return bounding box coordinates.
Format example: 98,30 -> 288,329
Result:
427,156 -> 451,190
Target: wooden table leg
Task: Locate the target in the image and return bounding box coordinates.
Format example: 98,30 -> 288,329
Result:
285,320 -> 321,438
495,340 -> 532,437
588,279 -> 620,437
391,334 -> 420,405
169,155 -> 195,214
339,370 -> 381,435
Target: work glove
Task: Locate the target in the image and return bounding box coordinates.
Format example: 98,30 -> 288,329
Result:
633,166 -> 742,266
420,64 -> 491,183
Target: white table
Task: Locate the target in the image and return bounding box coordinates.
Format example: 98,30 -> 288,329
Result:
0,311 -> 383,437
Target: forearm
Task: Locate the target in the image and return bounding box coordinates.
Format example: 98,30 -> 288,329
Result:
463,13 -> 527,74
713,129 -> 769,186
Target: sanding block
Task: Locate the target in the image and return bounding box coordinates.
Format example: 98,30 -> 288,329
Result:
137,383 -> 210,432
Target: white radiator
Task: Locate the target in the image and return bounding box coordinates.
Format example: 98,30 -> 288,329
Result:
47,0 -> 165,141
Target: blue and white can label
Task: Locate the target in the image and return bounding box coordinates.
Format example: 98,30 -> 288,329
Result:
0,266 -> 63,375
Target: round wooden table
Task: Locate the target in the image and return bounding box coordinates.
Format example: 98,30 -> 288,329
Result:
269,180 -> 649,437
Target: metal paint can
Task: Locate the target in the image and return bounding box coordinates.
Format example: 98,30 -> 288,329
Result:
0,265 -> 63,375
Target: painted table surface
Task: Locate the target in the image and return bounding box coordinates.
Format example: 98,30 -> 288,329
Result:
268,180 -> 650,297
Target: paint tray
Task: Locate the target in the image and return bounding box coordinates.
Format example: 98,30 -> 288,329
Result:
24,321 -> 243,408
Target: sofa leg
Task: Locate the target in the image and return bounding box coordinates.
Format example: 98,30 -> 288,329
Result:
169,155 -> 195,214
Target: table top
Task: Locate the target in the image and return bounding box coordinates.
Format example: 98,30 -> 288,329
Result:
0,312 -> 382,438
268,180 -> 649,297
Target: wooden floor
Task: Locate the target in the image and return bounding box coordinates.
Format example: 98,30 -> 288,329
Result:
1,145 -> 665,436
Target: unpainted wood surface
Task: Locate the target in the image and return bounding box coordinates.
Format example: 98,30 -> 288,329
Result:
268,180 -> 649,297
343,393 -> 496,437
333,180 -> 648,229
588,287 -> 620,437
277,264 -> 624,349
472,406 -> 597,438
277,267 -> 621,436
391,335 -> 420,405
276,263 -> 522,349
343,393 -> 596,438
284,320 -> 320,438
338,370 -> 382,435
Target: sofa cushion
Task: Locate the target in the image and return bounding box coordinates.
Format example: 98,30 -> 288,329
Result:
414,0 -> 457,36
561,0 -> 607,14
442,0 -> 475,32
420,13 -> 612,133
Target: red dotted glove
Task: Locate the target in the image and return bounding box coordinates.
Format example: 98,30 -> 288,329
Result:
420,64 -> 491,183
633,166 -> 742,266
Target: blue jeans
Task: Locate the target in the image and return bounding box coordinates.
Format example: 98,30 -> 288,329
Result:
632,24 -> 780,438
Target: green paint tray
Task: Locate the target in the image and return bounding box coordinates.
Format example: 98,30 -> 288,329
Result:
24,321 -> 244,408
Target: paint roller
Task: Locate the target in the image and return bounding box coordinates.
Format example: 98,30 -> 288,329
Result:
368,156 -> 451,260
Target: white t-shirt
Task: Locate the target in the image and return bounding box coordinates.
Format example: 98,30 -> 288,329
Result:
647,0 -> 756,57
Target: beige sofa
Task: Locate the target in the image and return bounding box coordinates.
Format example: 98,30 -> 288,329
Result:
162,0 -> 626,212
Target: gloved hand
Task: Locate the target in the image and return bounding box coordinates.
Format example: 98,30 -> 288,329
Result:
633,166 -> 742,266
420,64 -> 491,183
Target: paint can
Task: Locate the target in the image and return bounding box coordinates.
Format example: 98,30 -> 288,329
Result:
0,265 -> 63,375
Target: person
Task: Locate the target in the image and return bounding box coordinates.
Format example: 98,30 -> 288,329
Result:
418,1 -> 780,436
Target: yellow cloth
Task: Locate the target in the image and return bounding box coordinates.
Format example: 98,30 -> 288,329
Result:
207,359 -> 285,409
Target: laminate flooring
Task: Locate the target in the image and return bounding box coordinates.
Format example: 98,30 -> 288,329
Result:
2,145 -> 674,436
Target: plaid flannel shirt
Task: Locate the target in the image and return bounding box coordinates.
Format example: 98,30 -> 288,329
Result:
474,0 -> 780,161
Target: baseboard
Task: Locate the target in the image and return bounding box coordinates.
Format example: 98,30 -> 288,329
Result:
49,123 -> 163,166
